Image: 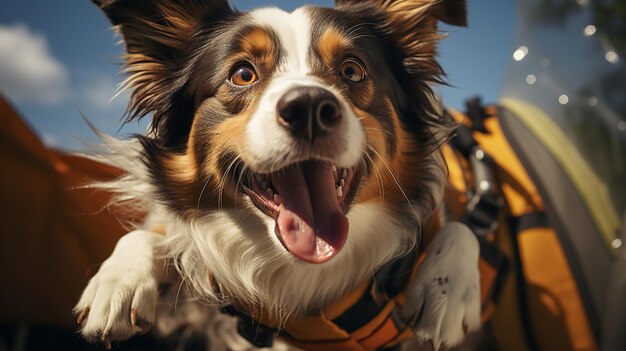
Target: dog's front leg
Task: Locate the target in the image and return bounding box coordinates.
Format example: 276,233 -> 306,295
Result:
401,222 -> 481,350
74,229 -> 164,347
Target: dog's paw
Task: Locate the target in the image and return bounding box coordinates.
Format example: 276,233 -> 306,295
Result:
401,222 -> 481,350
74,230 -> 161,348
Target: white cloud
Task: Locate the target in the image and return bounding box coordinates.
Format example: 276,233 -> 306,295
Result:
0,24 -> 69,105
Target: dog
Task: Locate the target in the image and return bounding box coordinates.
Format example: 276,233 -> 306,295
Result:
74,0 -> 481,350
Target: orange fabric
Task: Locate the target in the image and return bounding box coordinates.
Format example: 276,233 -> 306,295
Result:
0,97 -> 130,327
253,284 -> 369,342
481,112 -> 597,351
253,237 -> 426,350
265,267 -> 416,350
519,228 -> 597,350
257,252 -> 425,350
275,313 -> 352,342
447,108 -> 597,351
478,258 -> 497,306
358,313 -> 400,349
279,298 -> 411,351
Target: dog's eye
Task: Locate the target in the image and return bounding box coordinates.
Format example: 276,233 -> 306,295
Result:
230,63 -> 258,86
340,59 -> 366,82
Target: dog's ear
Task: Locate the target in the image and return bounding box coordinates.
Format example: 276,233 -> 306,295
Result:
336,0 -> 465,149
336,0 -> 466,27
93,0 -> 232,130
335,0 -> 467,84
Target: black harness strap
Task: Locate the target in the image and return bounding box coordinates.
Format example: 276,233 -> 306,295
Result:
333,250 -> 418,333
448,110 -> 510,307
450,100 -> 543,350
465,96 -> 490,133
514,211 -> 549,232
221,305 -> 274,348
332,284 -> 385,334
374,249 -> 418,298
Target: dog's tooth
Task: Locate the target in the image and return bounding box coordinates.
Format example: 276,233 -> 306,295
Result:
333,167 -> 338,181
342,169 -> 347,178
274,194 -> 282,204
340,179 -> 345,187
336,185 -> 343,197
267,188 -> 274,197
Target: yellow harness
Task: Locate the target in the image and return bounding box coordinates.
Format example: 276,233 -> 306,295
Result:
223,250 -> 423,351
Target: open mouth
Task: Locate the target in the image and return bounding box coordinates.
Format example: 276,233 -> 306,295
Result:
242,160 -> 360,264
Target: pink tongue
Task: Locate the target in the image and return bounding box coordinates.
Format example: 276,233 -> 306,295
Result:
272,161 -> 349,263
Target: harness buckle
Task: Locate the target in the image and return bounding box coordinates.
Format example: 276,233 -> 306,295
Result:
464,146 -> 501,237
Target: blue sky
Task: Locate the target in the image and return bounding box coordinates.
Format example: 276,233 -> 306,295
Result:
0,0 -> 516,150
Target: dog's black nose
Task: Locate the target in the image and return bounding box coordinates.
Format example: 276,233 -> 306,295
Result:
277,86 -> 342,141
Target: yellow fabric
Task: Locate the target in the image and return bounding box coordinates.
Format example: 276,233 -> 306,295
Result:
270,291 -> 412,350
519,227 -> 597,350
273,278 -> 415,350
447,107 -> 598,351
500,98 -> 620,254
253,255 -> 423,350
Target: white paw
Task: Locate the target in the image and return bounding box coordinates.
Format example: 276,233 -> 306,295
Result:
74,230 -> 162,347
401,222 -> 481,350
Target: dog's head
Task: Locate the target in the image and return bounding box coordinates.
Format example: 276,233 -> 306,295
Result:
96,0 -> 465,264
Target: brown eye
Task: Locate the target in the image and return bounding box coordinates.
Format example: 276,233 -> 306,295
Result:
340,59 -> 366,82
230,63 -> 258,86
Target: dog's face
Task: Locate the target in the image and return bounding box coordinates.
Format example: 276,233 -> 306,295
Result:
97,0 -> 465,264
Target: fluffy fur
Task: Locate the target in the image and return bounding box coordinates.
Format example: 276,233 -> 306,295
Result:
75,0 -> 480,350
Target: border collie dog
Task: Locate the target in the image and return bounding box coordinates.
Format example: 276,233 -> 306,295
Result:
75,0 -> 480,349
